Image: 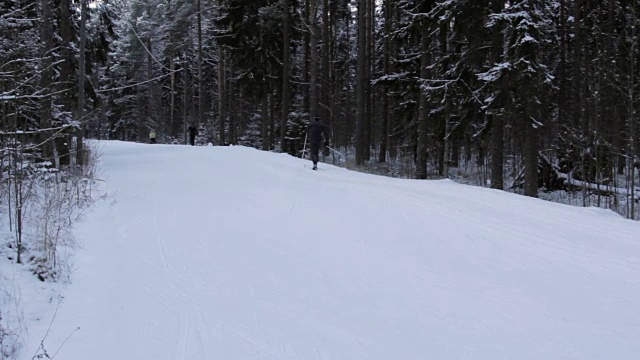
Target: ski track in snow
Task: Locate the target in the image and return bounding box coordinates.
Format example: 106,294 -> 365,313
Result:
20,141 -> 640,360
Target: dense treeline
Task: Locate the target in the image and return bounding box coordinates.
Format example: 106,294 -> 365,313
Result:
1,0 -> 639,219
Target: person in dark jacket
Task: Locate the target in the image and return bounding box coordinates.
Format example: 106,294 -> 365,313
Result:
306,117 -> 329,170
188,125 -> 198,146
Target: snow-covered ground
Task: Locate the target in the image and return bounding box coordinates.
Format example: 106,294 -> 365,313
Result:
17,141 -> 640,359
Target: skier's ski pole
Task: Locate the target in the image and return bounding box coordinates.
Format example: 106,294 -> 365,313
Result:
327,146 -> 345,158
301,133 -> 308,159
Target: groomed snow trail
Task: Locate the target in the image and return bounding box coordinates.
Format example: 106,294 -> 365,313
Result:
26,141 -> 640,359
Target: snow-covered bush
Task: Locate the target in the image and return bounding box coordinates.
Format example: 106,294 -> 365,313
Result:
0,140 -> 103,358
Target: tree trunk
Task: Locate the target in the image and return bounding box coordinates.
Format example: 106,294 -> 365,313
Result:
442,108 -> 451,178
262,95 -> 269,150
269,90 -> 276,149
629,0 -> 637,218
440,20 -> 450,178
524,122 -> 539,197
170,53 -> 176,138
321,0 -> 331,127
364,0 -> 373,161
489,0 -> 505,189
228,63 -> 236,144
388,2 -> 400,160
344,5 -> 354,148
93,70 -> 103,140
147,38 -> 153,130
416,24 -> 430,179
59,0 -> 75,164
76,0 -> 87,166
218,45 -> 226,145
378,0 -> 391,163
490,114 -> 504,189
303,0 -> 311,114
573,0 -> 584,130
606,0 -> 625,176
356,0 -> 367,165
183,52 -> 189,144
558,0 -> 567,128
39,0 -> 54,160
280,0 -> 290,150
59,0 -> 74,112
309,0 -> 319,121
197,0 -> 204,125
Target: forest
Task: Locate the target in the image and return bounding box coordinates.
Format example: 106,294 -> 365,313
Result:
1,0 -> 639,219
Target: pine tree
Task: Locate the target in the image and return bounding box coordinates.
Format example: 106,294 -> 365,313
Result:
503,0 -> 555,197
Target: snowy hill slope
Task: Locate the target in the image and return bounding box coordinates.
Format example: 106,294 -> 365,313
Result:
23,141 -> 640,359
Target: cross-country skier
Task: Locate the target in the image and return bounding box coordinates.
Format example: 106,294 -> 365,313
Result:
188,125 -> 198,146
149,130 -> 157,144
306,116 -> 329,170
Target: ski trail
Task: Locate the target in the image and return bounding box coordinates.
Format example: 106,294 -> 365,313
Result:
180,318 -> 190,360
154,209 -> 171,278
23,141 -> 640,360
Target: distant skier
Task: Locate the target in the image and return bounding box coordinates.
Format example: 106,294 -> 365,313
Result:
306,116 -> 329,170
149,130 -> 157,144
188,125 -> 198,146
